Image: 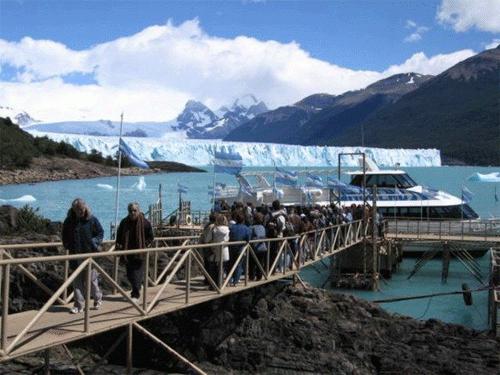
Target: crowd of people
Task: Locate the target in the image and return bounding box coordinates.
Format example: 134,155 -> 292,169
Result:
60,197 -> 381,314
199,199 -> 382,288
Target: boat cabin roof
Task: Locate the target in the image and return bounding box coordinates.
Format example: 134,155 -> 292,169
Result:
347,170 -> 407,175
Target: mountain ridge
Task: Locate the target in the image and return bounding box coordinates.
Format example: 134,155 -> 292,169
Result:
329,46 -> 500,165
224,72 -> 432,144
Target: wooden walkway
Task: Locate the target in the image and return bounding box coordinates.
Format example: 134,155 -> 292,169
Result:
0,220 -> 367,364
2,274 -> 286,361
385,218 -> 500,243
386,233 -> 500,243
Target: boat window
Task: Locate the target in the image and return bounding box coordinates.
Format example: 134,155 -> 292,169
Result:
394,174 -> 417,188
350,174 -> 398,187
349,175 -> 364,186
350,173 -> 417,188
375,175 -> 399,187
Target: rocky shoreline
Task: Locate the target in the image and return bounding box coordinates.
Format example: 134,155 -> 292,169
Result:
0,156 -> 204,185
1,280 -> 497,374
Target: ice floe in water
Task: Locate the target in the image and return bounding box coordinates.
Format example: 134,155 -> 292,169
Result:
0,195 -> 37,203
97,183 -> 114,190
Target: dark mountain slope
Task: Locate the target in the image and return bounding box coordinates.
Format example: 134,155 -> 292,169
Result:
224,93 -> 336,143
224,73 -> 431,144
331,46 -> 500,165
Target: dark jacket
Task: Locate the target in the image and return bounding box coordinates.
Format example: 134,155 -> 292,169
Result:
62,214 -> 104,269
229,223 -> 251,255
116,215 -> 154,265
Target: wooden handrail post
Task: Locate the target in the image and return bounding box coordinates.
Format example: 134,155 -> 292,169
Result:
266,240 -> 270,277
84,262 -> 92,333
143,251 -> 150,310
127,324 -> 133,375
282,241 -> 286,275
245,245 -> 249,286
185,251 -> 191,304
1,263 -> 10,352
218,245 -> 223,289
63,248 -> 69,301
112,255 -> 119,295
0,249 -> 2,304
153,250 -> 158,284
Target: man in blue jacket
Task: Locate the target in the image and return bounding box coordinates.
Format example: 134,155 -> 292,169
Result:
62,198 -> 104,314
229,210 -> 251,286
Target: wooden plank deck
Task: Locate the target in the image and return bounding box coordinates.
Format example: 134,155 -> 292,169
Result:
0,273 -> 292,362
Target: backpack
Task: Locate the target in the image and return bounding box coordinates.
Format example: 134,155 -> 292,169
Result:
266,213 -> 285,238
251,225 -> 267,252
283,220 -> 295,237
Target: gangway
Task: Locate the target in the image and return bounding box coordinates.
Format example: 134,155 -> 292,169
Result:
0,220 -> 368,372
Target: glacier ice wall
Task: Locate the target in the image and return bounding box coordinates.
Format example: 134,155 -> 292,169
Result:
29,131 -> 441,167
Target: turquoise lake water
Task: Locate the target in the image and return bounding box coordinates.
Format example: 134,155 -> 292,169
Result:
0,165 -> 498,330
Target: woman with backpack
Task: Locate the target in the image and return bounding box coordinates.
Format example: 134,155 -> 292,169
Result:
249,212 -> 267,281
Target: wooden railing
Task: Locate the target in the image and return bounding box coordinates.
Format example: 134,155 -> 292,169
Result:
385,218 -> 500,241
0,220 -> 368,359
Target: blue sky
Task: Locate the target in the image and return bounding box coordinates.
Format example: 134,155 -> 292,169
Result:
0,0 -> 498,121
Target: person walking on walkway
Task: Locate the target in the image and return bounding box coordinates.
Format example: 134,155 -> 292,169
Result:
229,210 -> 251,286
116,202 -> 154,302
211,214 -> 230,287
62,198 -> 104,314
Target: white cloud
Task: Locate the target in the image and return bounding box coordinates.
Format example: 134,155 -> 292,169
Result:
437,0 -> 500,32
404,33 -> 422,43
485,38 -> 500,49
383,49 -> 475,76
404,20 -> 429,43
0,37 -> 91,81
0,19 -> 481,122
405,20 -> 417,29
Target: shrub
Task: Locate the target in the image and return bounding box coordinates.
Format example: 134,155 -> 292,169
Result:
15,205 -> 52,234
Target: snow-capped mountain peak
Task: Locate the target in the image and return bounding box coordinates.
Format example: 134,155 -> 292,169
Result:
173,95 -> 268,139
174,100 -> 218,134
0,105 -> 40,126
231,94 -> 259,110
13,95 -> 269,141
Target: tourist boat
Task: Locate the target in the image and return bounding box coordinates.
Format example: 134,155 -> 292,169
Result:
214,161 -> 479,220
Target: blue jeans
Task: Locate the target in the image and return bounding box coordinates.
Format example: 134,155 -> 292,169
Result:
229,246 -> 245,285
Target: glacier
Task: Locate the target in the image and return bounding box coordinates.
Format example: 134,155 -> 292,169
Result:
28,131 -> 441,167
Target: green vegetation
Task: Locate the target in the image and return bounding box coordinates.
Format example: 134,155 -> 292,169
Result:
15,205 -> 53,234
0,117 -> 133,169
